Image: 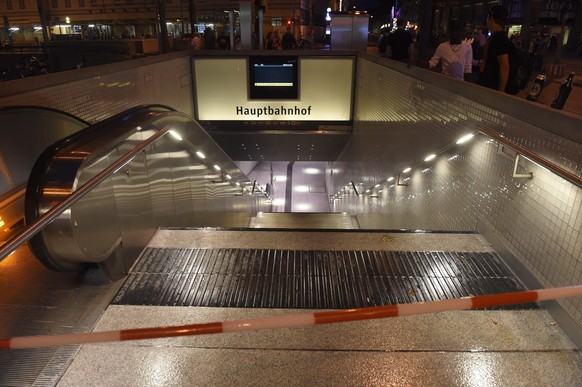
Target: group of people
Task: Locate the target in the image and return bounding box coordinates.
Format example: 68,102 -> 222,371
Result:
191,27 -> 235,50
265,27 -> 311,50
381,5 -> 523,95
190,27 -> 214,50
428,5 -> 514,92
194,26 -> 309,51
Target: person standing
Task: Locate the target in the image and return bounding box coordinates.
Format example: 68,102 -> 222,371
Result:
272,30 -> 282,50
377,28 -> 390,57
387,18 -> 413,63
203,27 -> 216,49
190,32 -> 202,50
265,31 -> 274,50
282,26 -> 297,49
428,19 -> 473,81
478,5 -> 510,93
471,27 -> 487,82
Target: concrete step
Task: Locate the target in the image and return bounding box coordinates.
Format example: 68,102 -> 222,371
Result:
250,211 -> 356,229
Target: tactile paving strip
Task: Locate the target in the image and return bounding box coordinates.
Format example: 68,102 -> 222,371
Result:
112,248 -> 535,309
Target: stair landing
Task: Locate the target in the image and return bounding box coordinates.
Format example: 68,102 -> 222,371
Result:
57,228 -> 582,386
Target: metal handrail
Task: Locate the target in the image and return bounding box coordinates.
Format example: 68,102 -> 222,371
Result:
479,127 -> 582,189
0,125 -> 172,262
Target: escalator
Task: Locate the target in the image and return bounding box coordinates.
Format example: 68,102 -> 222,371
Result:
0,106 -> 88,243
22,105 -> 269,279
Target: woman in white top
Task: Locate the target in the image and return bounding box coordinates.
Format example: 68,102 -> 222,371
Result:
429,19 -> 473,81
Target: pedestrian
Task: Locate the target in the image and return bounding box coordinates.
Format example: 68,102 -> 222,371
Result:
531,32 -> 547,73
478,5 -> 510,93
203,27 -> 216,49
377,28 -> 390,57
265,31 -> 274,50
428,19 -> 473,81
272,30 -> 282,50
190,32 -> 202,50
281,26 -> 297,49
387,18 -> 414,64
470,27 -> 487,82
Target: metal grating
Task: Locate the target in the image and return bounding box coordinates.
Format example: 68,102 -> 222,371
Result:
113,248 -> 535,309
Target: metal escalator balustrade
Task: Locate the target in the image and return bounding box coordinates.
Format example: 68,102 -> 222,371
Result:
0,105 -> 269,281
0,106 -> 89,244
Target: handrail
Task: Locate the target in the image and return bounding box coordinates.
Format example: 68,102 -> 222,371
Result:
478,127 -> 582,189
339,126 -> 582,202
0,125 -> 172,262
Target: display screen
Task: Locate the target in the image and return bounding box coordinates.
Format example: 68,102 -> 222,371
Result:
249,56 -> 299,100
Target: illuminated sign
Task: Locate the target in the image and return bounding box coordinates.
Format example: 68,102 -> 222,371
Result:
193,57 -> 354,123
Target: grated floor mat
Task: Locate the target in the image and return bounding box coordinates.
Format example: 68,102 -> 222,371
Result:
112,248 -> 535,309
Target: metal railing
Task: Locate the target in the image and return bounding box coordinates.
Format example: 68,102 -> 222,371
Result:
479,127 -> 582,189
338,126 -> 582,201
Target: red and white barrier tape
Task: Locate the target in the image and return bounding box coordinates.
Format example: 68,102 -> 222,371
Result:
1,285 -> 581,350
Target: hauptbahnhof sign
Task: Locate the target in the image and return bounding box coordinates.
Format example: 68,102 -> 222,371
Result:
193,56 -> 354,127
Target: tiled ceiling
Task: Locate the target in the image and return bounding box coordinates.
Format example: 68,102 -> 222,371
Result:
208,131 -> 352,161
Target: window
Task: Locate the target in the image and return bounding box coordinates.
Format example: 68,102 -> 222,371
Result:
271,17 -> 282,27
65,0 -> 71,7
78,0 -> 84,6
19,0 -> 25,9
51,0 -> 58,7
6,0 -> 12,9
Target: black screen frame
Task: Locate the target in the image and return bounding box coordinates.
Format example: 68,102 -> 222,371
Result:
248,55 -> 299,100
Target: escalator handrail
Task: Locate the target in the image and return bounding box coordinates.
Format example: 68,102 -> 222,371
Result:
0,105 -> 91,127
0,119 -> 174,262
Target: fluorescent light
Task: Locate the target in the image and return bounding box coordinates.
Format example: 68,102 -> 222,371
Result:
235,182 -> 241,186
402,167 -> 412,174
374,184 -> 380,188
456,133 -> 474,144
387,177 -> 394,182
213,165 -> 221,171
304,168 -> 320,174
196,151 -> 206,159
225,174 -> 232,180
424,154 -> 436,162
295,185 -> 309,192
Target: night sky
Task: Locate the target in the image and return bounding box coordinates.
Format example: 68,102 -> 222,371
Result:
354,0 -> 379,10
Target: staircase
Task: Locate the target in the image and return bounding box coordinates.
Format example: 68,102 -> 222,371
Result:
249,212 -> 358,229
52,224 -> 582,386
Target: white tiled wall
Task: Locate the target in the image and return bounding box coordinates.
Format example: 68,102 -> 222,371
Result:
0,55 -> 194,123
332,57 -> 582,329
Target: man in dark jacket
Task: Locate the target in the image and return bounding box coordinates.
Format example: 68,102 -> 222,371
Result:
282,27 -> 297,49
478,5 -> 510,92
387,18 -> 413,63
